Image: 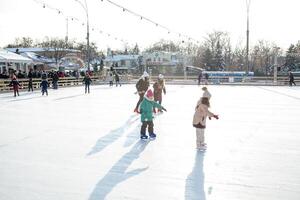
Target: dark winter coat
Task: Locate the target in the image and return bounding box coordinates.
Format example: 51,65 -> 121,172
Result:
289,73 -> 294,81
9,79 -> 20,90
153,81 -> 166,101
115,73 -> 120,82
52,73 -> 59,82
83,76 -> 92,85
40,80 -> 49,89
136,78 -> 149,93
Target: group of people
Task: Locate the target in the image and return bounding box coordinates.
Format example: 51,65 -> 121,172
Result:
133,71 -> 218,150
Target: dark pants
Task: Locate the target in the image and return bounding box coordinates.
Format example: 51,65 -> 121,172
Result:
42,88 -> 48,95
141,121 -> 154,136
135,93 -> 145,110
53,81 -> 58,89
116,80 -> 121,87
85,84 -> 90,93
28,81 -> 33,92
13,89 -> 19,97
289,80 -> 296,86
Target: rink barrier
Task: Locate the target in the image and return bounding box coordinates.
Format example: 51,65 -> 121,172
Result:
0,75 -> 299,92
0,74 -> 130,92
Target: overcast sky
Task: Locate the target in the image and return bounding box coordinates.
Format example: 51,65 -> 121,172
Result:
0,0 -> 299,51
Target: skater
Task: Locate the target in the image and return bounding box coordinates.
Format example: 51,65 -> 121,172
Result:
27,69 -> 33,92
204,73 -> 209,85
202,87 -> 211,100
52,71 -> 59,89
134,71 -> 150,113
9,75 -> 21,97
140,89 -> 167,139
108,72 -> 114,87
83,73 -> 92,93
289,71 -> 296,86
115,72 -> 121,87
193,97 -> 218,150
153,74 -> 166,113
198,71 -> 202,85
40,78 -> 49,96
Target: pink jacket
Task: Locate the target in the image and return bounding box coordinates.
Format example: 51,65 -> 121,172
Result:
193,103 -> 215,127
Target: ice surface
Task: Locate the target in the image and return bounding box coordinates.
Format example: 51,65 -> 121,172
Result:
0,84 -> 300,200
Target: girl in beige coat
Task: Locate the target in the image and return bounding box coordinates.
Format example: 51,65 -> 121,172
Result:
193,97 -> 218,150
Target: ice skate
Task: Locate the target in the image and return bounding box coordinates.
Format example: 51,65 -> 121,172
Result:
140,134 -> 148,140
149,132 -> 156,139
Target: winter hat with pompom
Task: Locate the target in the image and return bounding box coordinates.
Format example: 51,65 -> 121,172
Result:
146,89 -> 154,98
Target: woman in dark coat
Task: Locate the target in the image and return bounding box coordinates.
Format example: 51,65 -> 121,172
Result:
134,71 -> 150,113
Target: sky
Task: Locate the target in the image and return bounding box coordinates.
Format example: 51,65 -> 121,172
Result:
0,0 -> 300,51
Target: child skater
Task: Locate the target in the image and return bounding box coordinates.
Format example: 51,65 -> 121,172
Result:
153,74 -> 166,113
9,75 -> 21,97
140,89 -> 167,139
40,77 -> 49,96
193,97 -> 218,150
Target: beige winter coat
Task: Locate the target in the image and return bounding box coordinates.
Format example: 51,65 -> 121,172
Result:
193,103 -> 214,127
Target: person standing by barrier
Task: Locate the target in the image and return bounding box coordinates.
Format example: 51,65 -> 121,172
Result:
134,71 -> 150,113
289,71 -> 296,86
52,71 -> 59,89
27,69 -> 33,92
115,72 -> 121,87
83,73 -> 92,94
9,75 -> 21,97
153,74 -> 166,113
198,71 -> 202,85
204,73 -> 209,85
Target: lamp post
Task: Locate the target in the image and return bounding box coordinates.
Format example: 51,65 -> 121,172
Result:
246,0 -> 251,75
75,0 -> 90,72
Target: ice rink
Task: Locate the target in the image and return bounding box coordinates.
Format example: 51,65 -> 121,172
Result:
0,84 -> 300,200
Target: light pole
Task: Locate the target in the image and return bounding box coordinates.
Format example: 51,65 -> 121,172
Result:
246,0 -> 251,75
75,0 -> 90,72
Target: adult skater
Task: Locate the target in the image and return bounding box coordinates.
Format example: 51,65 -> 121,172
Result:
40,77 -> 49,96
193,97 -> 218,150
108,72 -> 114,87
153,74 -> 166,113
115,72 -> 121,87
289,71 -> 296,86
52,71 -> 59,89
27,69 -> 33,92
140,89 -> 167,139
83,73 -> 92,94
197,71 -> 202,85
9,75 -> 21,97
134,71 -> 150,113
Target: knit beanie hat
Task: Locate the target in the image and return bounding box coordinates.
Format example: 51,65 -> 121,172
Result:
146,89 -> 154,98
